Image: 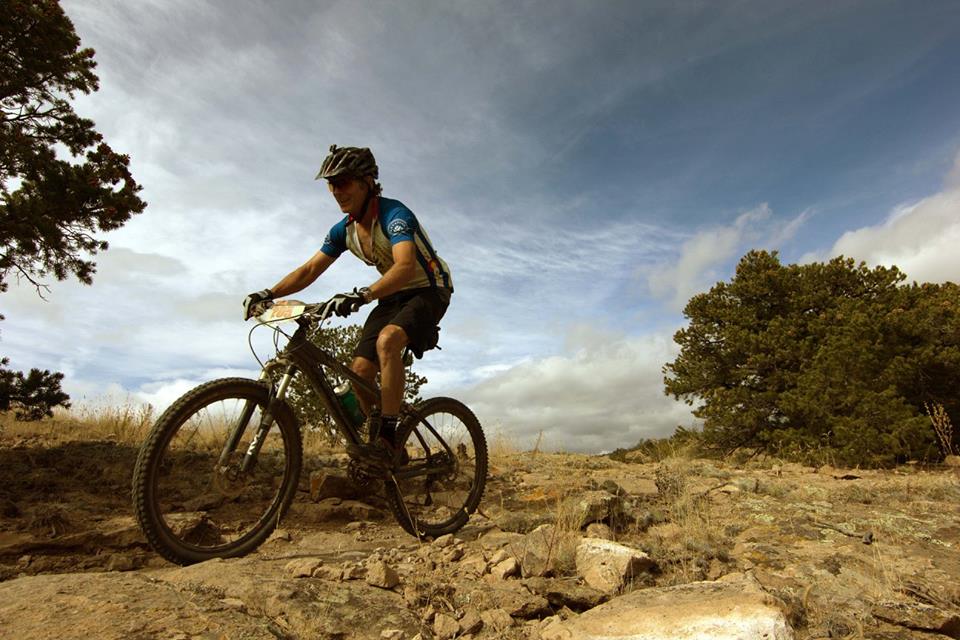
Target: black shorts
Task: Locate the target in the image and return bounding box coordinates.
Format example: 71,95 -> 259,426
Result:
353,287 -> 451,364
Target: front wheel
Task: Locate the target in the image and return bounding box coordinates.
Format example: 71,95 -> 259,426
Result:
132,378 -> 302,565
385,397 -> 488,538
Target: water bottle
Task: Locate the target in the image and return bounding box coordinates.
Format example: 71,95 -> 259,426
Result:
334,381 -> 364,428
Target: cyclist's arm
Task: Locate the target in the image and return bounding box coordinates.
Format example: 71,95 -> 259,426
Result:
367,240 -> 416,300
270,250 -> 336,298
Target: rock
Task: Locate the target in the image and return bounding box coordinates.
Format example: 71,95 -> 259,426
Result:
366,560 -> 400,589
597,479 -> 628,496
944,455 -> 960,468
493,510 -> 554,533
522,577 -> 608,612
585,523 -> 614,540
220,597 -> 247,612
575,537 -> 657,594
380,629 -> 404,640
462,581 -> 551,619
434,613 -> 460,640
309,471 -> 365,501
491,557 -> 520,579
562,490 -> 624,528
342,563 -> 366,580
480,608 -> 514,632
313,564 -> 344,581
106,553 -> 138,572
541,573 -> 794,639
457,553 -> 489,578
433,534 -> 455,548
490,549 -> 511,564
269,528 -> 292,542
872,600 -> 960,637
314,498 -> 385,521
442,546 -> 465,562
459,609 -> 483,635
284,558 -> 323,578
520,524 -> 562,577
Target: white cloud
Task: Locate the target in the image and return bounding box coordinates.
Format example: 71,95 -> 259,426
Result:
645,204 -> 809,310
456,328 -> 693,453
807,152 -> 960,284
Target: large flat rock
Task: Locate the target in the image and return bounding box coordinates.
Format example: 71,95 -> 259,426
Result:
0,571 -> 275,639
541,573 -> 794,640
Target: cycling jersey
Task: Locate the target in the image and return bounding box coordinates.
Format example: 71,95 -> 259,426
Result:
320,197 -> 453,292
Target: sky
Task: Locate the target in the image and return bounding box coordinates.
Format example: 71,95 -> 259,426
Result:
3,0 -> 960,453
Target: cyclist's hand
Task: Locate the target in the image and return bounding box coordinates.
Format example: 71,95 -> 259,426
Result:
243,289 -> 273,320
331,288 -> 367,317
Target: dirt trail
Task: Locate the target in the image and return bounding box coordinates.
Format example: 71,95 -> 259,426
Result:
1,433 -> 959,639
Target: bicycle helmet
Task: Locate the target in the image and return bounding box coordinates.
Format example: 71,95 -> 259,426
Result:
316,145 -> 379,181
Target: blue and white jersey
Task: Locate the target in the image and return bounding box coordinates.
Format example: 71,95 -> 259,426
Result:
320,197 -> 453,292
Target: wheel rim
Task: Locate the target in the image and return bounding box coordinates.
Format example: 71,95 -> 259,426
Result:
394,409 -> 480,532
152,392 -> 291,554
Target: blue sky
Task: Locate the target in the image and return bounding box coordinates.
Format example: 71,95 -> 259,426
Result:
3,1 -> 960,452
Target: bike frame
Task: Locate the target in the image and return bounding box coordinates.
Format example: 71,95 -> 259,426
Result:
220,313 -> 457,481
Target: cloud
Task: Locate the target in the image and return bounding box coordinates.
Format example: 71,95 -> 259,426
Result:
457,327 -> 692,454
645,204 -> 809,310
811,185 -> 960,284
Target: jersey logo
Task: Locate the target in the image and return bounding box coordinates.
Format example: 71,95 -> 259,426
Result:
323,232 -> 332,246
388,219 -> 411,237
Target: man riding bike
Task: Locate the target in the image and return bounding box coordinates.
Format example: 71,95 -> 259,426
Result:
242,145 -> 453,464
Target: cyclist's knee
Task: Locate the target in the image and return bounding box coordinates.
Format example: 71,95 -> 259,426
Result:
376,324 -> 408,357
351,356 -> 378,380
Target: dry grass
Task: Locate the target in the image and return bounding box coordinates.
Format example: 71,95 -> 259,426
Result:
1,402 -> 155,445
643,456 -> 733,586
925,402 -> 958,457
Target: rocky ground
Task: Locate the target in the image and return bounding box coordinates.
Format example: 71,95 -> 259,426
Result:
1,429 -> 959,639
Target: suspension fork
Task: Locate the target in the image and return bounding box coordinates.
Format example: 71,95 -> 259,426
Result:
240,365 -> 296,473
216,366 -> 295,472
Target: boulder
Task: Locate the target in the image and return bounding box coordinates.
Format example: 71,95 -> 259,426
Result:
519,524 -> 565,578
575,538 -> 657,594
562,490 -> 624,528
539,573 -> 794,640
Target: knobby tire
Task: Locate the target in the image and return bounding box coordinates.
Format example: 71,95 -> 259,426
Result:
385,397 -> 488,538
131,378 -> 302,565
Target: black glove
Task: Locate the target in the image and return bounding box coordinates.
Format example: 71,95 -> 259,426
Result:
243,288 -> 273,320
331,288 -> 368,317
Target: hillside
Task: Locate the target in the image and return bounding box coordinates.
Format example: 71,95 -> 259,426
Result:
1,423 -> 958,639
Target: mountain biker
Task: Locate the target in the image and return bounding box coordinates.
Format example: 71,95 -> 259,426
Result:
242,145 -> 453,462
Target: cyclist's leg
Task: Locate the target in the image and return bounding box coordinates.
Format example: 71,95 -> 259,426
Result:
349,355 -> 378,414
351,299 -> 398,413
376,324 -> 410,417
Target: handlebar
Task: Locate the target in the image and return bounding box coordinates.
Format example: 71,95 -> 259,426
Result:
251,297 -> 338,327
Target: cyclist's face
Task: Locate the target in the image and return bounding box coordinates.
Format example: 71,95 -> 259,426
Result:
327,176 -> 370,217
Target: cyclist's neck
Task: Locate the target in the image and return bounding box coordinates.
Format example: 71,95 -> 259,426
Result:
354,195 -> 380,229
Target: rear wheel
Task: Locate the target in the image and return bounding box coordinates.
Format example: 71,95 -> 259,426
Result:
385,397 -> 487,538
132,378 -> 302,565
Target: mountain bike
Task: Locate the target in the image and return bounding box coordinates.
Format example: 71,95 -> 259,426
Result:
132,296 -> 487,565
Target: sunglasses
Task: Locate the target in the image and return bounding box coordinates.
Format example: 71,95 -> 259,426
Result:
326,175 -> 357,190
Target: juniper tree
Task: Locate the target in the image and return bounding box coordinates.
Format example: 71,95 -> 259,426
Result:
1,1 -> 146,418
664,250 -> 958,465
